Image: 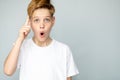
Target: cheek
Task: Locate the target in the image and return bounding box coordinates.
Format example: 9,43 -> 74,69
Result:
31,22 -> 37,30
31,24 -> 38,34
48,24 -> 53,31
31,24 -> 35,32
31,27 -> 39,36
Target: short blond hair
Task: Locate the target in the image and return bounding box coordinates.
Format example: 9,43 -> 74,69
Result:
27,0 -> 55,18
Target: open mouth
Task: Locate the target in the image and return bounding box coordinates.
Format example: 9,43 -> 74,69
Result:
40,32 -> 45,37
40,32 -> 44,35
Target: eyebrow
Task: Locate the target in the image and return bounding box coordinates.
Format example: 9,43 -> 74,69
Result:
32,16 -> 51,19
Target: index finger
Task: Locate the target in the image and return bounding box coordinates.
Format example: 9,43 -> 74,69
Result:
25,16 -> 30,26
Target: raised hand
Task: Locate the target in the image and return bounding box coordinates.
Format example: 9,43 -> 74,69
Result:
18,17 -> 31,40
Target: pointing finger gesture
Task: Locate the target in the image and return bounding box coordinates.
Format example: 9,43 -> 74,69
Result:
19,17 -> 31,40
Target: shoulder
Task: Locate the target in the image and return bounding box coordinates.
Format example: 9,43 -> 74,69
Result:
53,39 -> 73,56
53,39 -> 71,50
21,38 -> 32,49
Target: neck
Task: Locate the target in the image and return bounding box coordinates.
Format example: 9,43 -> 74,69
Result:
32,37 -> 52,47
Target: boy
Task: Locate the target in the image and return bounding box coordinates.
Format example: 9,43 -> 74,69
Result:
4,0 -> 79,80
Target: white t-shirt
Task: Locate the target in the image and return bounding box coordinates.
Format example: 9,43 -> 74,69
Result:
17,38 -> 79,80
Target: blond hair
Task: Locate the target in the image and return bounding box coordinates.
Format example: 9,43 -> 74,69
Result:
27,0 -> 55,18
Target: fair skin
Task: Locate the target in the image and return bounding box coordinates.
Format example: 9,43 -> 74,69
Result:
31,9 -> 54,46
4,8 -> 72,80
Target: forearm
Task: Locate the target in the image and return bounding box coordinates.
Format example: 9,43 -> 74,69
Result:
4,37 -> 23,76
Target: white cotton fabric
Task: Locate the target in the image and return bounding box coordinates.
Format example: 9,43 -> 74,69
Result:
17,38 -> 79,80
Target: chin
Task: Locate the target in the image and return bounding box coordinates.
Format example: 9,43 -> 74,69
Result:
38,37 -> 49,42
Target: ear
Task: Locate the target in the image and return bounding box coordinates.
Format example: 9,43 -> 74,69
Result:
52,16 -> 55,24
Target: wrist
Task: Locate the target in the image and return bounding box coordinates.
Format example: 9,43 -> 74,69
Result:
13,37 -> 24,46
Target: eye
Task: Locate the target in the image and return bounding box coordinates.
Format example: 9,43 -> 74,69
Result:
44,18 -> 51,23
34,19 -> 40,23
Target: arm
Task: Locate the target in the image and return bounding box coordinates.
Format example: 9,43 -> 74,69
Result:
4,37 -> 24,76
67,77 -> 72,80
4,17 -> 31,76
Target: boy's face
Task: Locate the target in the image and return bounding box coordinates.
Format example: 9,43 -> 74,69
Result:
30,8 -> 55,42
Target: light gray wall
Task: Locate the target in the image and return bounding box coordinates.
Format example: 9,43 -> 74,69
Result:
0,0 -> 120,80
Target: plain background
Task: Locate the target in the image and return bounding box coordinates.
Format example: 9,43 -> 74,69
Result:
0,0 -> 120,80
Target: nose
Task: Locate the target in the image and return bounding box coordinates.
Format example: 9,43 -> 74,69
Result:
40,21 -> 45,29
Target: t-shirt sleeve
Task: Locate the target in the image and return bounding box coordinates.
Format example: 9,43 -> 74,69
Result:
66,46 -> 79,77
